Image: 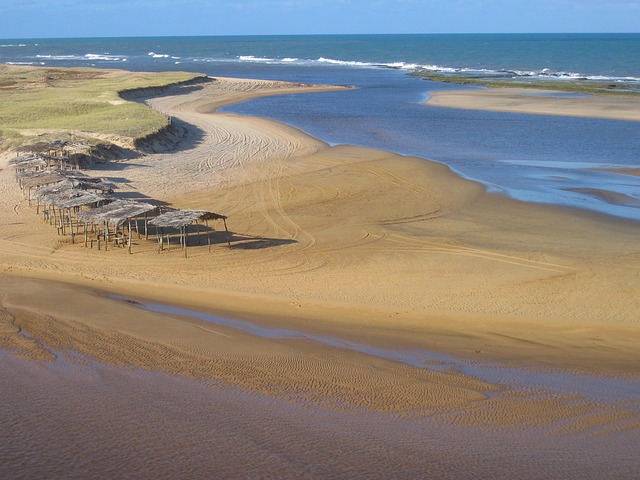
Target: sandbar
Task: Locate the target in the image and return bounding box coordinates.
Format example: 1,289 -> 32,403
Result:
426,87 -> 640,121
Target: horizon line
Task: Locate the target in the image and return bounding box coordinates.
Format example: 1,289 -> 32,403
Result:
2,32 -> 640,41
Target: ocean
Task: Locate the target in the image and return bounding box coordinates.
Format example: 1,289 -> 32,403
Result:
2,34 -> 640,219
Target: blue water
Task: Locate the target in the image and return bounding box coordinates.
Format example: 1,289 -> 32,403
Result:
2,34 -> 640,219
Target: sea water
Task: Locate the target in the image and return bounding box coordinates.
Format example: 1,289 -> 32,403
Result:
2,34 -> 640,219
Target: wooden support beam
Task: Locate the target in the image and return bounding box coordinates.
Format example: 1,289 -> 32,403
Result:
205,219 -> 211,253
127,219 -> 133,255
68,208 -> 74,244
184,225 -> 188,258
223,218 -> 231,248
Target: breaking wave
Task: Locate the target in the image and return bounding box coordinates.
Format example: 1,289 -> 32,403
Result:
225,55 -> 640,83
35,53 -> 127,62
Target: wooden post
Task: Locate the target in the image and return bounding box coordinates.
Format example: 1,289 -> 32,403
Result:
223,218 -> 231,248
128,219 -> 133,254
157,227 -> 162,253
205,219 -> 211,253
68,208 -> 74,244
184,225 -> 188,258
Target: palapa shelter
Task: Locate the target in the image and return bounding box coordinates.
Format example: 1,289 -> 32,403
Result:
149,209 -> 229,256
9,154 -> 48,174
18,170 -> 68,201
76,199 -> 158,253
15,140 -> 93,170
19,169 -> 113,205
34,184 -> 111,242
10,142 -> 232,258
16,140 -> 68,156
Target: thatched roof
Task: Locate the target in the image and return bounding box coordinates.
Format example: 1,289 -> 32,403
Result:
62,142 -> 93,150
15,140 -> 67,154
9,154 -> 39,165
11,154 -> 75,172
15,140 -> 92,155
38,188 -> 110,209
34,180 -> 76,199
149,209 -> 227,228
12,158 -> 48,171
20,170 -> 67,190
18,168 -> 110,193
34,177 -> 113,198
76,199 -> 157,226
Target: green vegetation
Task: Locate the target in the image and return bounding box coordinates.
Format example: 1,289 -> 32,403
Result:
411,71 -> 640,96
0,65 -> 206,149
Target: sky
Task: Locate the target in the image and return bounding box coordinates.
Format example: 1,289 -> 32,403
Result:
0,0 -> 639,39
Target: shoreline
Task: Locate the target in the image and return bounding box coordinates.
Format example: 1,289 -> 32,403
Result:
425,86 -> 640,121
2,72 -> 640,466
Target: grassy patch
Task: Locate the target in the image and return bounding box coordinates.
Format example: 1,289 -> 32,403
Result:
0,65 -> 206,148
411,71 -> 640,96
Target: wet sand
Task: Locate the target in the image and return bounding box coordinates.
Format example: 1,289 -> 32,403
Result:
2,348 -> 639,480
426,87 -> 640,121
1,76 -> 640,478
593,167 -> 640,177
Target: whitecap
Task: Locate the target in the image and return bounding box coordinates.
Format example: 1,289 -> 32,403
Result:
84,53 -> 124,61
148,51 -> 171,58
317,57 -> 375,68
36,54 -> 80,60
238,55 -> 276,62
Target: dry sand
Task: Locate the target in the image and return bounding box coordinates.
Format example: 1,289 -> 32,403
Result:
1,76 -> 640,477
426,87 -> 640,121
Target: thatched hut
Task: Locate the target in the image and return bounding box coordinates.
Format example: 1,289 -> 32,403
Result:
76,199 -> 158,253
15,141 -> 93,170
149,209 -> 229,256
34,184 -> 111,241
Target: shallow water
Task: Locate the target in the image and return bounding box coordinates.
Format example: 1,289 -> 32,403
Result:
2,347 -> 639,480
113,296 -> 640,412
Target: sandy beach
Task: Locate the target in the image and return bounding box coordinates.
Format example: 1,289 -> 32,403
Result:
426,87 -> 640,121
2,75 -> 640,478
